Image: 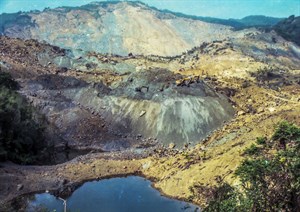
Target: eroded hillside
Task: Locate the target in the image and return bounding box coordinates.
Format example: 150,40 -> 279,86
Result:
0,3 -> 300,210
1,1 -> 234,56
0,36 -> 235,150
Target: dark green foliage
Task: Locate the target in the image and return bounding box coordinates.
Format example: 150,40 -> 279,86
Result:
256,137 -> 266,145
273,15 -> 300,46
0,72 -> 18,90
272,121 -> 300,149
251,66 -> 281,81
235,159 -> 281,210
243,137 -> 267,156
243,144 -> 261,156
0,71 -> 47,164
190,178 -> 242,212
202,182 -> 242,212
203,121 -> 300,211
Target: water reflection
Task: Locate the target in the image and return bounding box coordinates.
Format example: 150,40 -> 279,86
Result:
27,176 -> 199,212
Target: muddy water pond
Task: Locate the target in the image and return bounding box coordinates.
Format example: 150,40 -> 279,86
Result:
26,176 -> 199,212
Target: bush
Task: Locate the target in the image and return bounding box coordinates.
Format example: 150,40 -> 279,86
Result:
0,72 -> 18,90
203,121 -> 300,211
256,137 -> 266,145
251,66 -> 281,82
202,182 -> 243,212
243,144 -> 261,156
272,121 -> 300,149
0,71 -> 48,164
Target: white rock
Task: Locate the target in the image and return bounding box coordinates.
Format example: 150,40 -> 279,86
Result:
139,110 -> 146,117
268,107 -> 276,113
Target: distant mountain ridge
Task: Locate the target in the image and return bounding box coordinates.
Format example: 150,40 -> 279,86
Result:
99,1 -> 283,28
153,10 -> 282,29
0,1 -> 291,56
230,15 -> 283,28
0,1 -> 233,56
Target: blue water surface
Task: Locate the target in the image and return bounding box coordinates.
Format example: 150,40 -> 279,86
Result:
27,176 -> 199,212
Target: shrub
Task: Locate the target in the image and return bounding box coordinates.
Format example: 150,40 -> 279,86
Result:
272,121 -> 300,149
256,137 -> 266,145
243,144 -> 261,156
202,121 -> 300,211
202,182 -> 243,212
0,71 -> 18,90
0,71 -> 48,164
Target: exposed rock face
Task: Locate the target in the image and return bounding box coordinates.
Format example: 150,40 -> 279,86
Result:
63,68 -> 234,146
18,64 -> 234,148
0,1 -> 233,56
2,18 -> 300,149
0,36 -> 234,148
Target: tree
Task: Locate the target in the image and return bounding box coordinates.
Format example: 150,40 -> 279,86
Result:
0,71 -> 48,164
203,121 -> 300,211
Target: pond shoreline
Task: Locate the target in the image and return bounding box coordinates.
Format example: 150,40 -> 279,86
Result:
0,148 -> 200,211
26,176 -> 199,212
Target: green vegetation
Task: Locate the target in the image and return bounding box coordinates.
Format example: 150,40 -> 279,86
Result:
199,121 -> 300,211
0,71 -> 48,164
255,137 -> 266,145
243,143 -> 261,156
273,15 -> 300,46
250,66 -> 281,81
190,176 -> 243,212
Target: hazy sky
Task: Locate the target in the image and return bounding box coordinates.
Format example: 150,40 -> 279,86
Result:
0,0 -> 299,19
